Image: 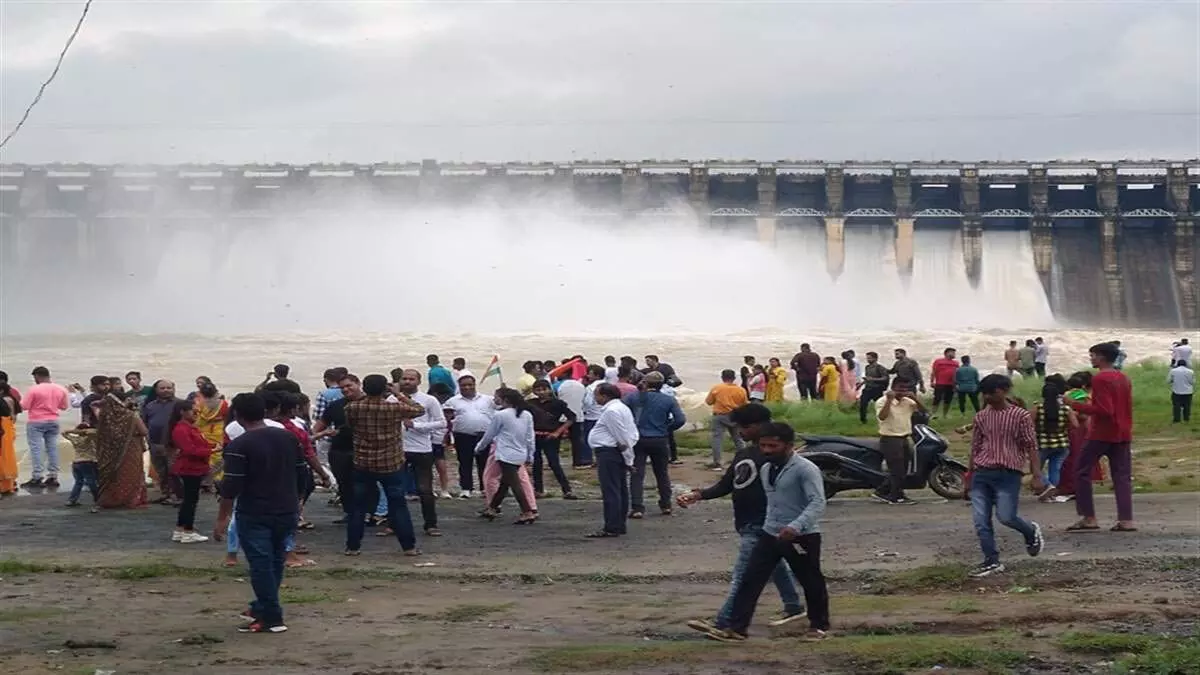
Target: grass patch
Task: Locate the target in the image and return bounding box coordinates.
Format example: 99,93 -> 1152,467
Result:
834,594 -> 916,615
1116,637 -> 1200,674
816,634 -> 1025,672
105,562 -> 213,580
944,598 -> 981,614
875,563 -> 970,594
434,602 -> 515,623
279,589 -> 339,604
0,559 -> 54,575
0,606 -> 64,622
1060,631 -> 1160,654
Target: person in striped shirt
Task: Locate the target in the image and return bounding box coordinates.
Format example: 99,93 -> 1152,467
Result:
967,374 -> 1046,578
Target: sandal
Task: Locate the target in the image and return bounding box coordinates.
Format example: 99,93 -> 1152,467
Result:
343,549 -> 361,556
285,558 -> 317,568
297,520 -> 315,530
514,516 -> 536,525
585,530 -> 620,538
479,509 -> 499,521
1066,521 -> 1100,532
375,528 -> 394,537
1110,523 -> 1138,532
425,528 -> 443,537
629,511 -> 644,520
402,548 -> 422,557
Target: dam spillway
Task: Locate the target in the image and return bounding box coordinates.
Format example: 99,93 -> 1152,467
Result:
0,159 -> 1197,329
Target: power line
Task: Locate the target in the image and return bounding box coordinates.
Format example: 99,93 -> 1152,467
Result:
0,0 -> 94,151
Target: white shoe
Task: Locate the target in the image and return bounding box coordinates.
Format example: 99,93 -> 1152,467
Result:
179,532 -> 209,544
458,490 -> 472,499
439,491 -> 453,500
172,530 -> 184,542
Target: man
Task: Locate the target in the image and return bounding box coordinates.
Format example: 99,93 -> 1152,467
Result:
603,355 -> 620,384
967,374 -> 1045,578
789,344 -> 821,402
619,356 -> 644,386
397,369 -> 448,535
124,371 -> 154,408
1168,360 -> 1193,424
1112,340 -> 1128,370
20,366 -> 69,488
451,357 -> 474,383
1033,337 -> 1049,377
1170,338 -> 1192,368
695,422 -> 830,642
259,364 -> 302,395
579,364 -> 607,469
528,379 -> 577,499
556,369 -> 588,468
682,404 -> 806,637
859,352 -> 890,424
929,348 -> 960,419
1065,342 -> 1135,532
615,366 -> 639,397
442,374 -> 494,498
740,355 -> 757,394
212,392 -> 309,633
142,379 -> 182,503
623,371 -> 686,518
343,374 -> 427,555
313,368 -> 347,422
426,355 -> 456,396
643,354 -> 680,386
515,361 -> 541,398
706,369 -> 748,470
585,383 -> 639,538
1018,340 -> 1037,378
1004,340 -> 1021,378
77,375 -> 113,427
955,355 -> 981,414
311,373 -> 363,523
889,348 -> 925,394
873,378 -> 924,505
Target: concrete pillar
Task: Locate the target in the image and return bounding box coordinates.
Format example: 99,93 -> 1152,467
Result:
1167,164 -> 1190,215
621,163 -> 645,217
418,159 -> 440,201
1174,219 -> 1197,327
689,164 -> 709,226
825,217 -> 845,279
756,164 -> 777,244
1031,218 -> 1054,300
1097,165 -> 1119,216
892,166 -> 911,219
1029,165 -> 1049,217
961,218 -> 984,289
959,166 -> 980,217
895,217 -> 914,279
1101,216 -> 1126,321
824,166 -> 844,217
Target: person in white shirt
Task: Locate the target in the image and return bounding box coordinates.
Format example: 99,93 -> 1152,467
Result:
451,357 -> 475,384
1167,360 -> 1194,424
555,370 -> 588,468
1034,337 -> 1049,377
603,355 -> 620,384
443,374 -> 495,498
1171,339 -> 1192,367
397,369 -> 448,536
476,388 -> 537,524
586,383 -> 639,539
578,364 -> 606,468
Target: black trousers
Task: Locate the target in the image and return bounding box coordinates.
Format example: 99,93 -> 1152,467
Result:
489,460 -> 533,513
177,475 -> 203,529
329,449 -> 355,514
859,387 -> 885,423
795,377 -> 818,401
631,436 -> 672,513
957,391 -> 980,414
878,436 -> 910,500
406,452 -> 438,530
453,432 -> 487,492
727,532 -> 829,634
1035,362 -> 1046,377
668,429 -> 678,462
594,447 -> 629,535
1172,393 -> 1193,422
533,436 -> 571,494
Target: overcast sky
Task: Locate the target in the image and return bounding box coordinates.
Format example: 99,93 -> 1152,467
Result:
1,0 -> 1197,164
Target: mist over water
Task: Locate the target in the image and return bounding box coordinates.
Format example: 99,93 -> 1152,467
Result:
3,205 -> 1054,335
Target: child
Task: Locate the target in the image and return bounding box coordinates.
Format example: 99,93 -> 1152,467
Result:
63,425 -> 99,512
1033,375 -> 1074,502
967,374 -> 1045,578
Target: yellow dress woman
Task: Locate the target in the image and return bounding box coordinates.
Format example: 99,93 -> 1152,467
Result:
192,379 -> 226,487
818,357 -> 840,402
765,359 -> 788,403
0,392 -> 19,496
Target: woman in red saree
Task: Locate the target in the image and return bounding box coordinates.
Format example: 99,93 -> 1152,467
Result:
1057,372 -> 1104,498
95,394 -> 149,509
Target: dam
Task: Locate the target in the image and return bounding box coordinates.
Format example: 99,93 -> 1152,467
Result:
0,159 -> 1197,329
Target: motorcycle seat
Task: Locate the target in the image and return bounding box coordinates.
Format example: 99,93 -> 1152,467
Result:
801,435 -> 877,447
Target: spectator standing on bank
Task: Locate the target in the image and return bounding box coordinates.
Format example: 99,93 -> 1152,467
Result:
1167,360 -> 1193,424
955,356 -> 981,415
1034,337 -> 1049,377
706,370 -> 748,470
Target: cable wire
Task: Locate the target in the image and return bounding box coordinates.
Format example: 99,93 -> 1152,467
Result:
0,0 -> 94,151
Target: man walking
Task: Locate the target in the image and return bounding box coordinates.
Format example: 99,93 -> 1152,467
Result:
682,404 -> 806,637
705,370 -> 748,470
343,374 -> 427,555
966,374 -> 1045,578
873,378 -> 924,505
20,366 -> 70,488
396,370 -> 447,536
1168,360 -> 1193,423
213,392 -> 309,633
789,344 -> 821,401
858,352 -> 889,424
585,383 -> 639,538
1066,342 -> 1135,532
443,374 -> 494,498
623,371 -> 686,518
693,422 -> 830,642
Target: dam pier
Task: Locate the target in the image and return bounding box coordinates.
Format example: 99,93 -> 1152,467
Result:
1,159 -> 1197,328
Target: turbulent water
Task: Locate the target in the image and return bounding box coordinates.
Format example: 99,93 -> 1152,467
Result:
0,207 -> 1186,475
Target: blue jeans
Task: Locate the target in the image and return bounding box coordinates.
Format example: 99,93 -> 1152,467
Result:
236,512 -> 298,626
970,469 -> 1036,565
577,421 -> 596,466
227,507 -> 295,555
716,524 -> 803,628
347,469 -> 417,552
26,420 -> 61,479
1038,447 -> 1067,487
68,462 -> 99,503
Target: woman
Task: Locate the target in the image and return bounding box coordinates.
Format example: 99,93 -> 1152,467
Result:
747,365 -> 767,402
167,399 -> 212,543
477,387 -> 537,524
1033,375 -> 1074,502
0,384 -> 19,496
818,356 -> 840,402
94,394 -> 149,510
765,358 -> 788,403
838,351 -> 859,404
1057,371 -> 1104,499
192,379 -> 228,489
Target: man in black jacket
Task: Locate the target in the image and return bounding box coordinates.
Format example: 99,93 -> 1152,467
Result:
679,403 -> 806,633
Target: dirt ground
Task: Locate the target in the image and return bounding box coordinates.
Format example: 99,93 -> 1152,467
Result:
1,484 -> 1198,675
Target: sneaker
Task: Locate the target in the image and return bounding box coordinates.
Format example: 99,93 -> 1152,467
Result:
767,609 -> 808,627
870,493 -> 894,504
20,478 -> 44,489
969,562 -> 1005,578
171,530 -> 184,542
686,618 -> 716,633
562,492 -> 579,500
238,607 -> 257,622
803,629 -> 830,641
458,490 -> 472,499
703,627 -> 747,643
1037,486 -> 1057,502
892,497 -> 917,506
439,491 -> 453,500
1026,521 -> 1044,557
43,476 -> 60,488
179,532 -> 209,544
237,620 -> 287,634
65,500 -> 80,508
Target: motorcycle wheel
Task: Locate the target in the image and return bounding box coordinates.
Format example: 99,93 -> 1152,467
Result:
928,463 -> 966,500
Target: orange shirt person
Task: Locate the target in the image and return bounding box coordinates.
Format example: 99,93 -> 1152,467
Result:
705,370 -> 749,470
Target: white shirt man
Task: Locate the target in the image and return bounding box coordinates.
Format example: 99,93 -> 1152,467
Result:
588,398 -> 640,467
582,380 -> 604,422
225,418 -> 285,441
404,390 -> 448,454
1167,362 -> 1194,396
1171,342 -> 1192,366
443,392 -> 494,437
604,366 -> 619,385
556,378 -> 586,421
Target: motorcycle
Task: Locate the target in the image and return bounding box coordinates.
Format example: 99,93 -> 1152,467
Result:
798,417 -> 968,500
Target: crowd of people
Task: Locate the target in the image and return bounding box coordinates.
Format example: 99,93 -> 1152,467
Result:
0,335 -> 1177,639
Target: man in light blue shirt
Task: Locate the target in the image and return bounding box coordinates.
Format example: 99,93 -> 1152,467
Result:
623,371 -> 686,517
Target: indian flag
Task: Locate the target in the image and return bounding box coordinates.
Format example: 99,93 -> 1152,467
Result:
479,355 -> 504,386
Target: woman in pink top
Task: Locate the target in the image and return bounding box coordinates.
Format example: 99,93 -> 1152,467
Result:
21,366 -> 69,487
